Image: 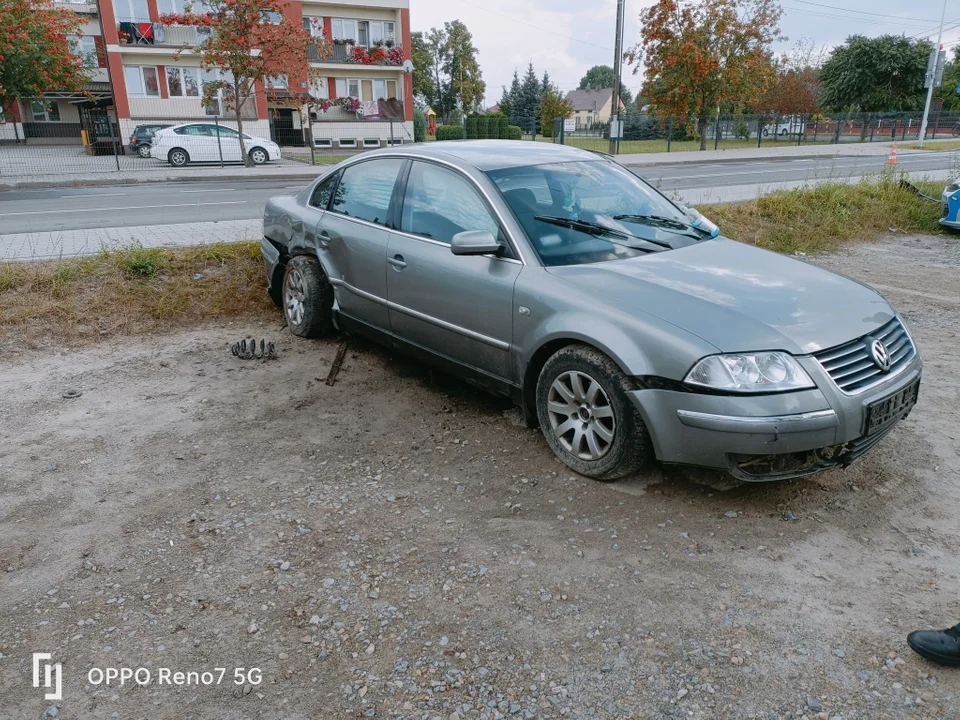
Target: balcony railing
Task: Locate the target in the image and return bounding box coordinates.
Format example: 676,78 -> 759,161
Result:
117,20 -> 213,47
309,41 -> 404,66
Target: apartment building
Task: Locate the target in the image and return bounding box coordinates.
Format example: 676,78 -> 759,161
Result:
1,0 -> 414,150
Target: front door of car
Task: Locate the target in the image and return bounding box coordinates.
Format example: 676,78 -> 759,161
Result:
316,158 -> 406,331
386,160 -> 521,381
212,126 -> 242,162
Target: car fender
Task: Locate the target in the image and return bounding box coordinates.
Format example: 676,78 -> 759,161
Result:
263,195 -> 339,289
518,309 -> 718,382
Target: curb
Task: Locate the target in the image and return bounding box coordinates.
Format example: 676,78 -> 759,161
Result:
619,151 -> 894,168
0,171 -> 321,192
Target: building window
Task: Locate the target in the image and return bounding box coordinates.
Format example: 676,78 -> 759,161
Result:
336,78 -> 398,102
114,0 -> 149,22
30,100 -> 61,122
68,35 -> 98,67
262,11 -> 281,23
331,19 -> 357,42
124,66 -> 160,96
305,16 -> 325,37
166,67 -> 199,97
336,78 -> 360,99
266,75 -> 287,89
201,68 -> 234,115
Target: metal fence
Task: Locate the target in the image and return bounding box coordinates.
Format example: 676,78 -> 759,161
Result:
0,108 -> 414,177
545,111 -> 960,154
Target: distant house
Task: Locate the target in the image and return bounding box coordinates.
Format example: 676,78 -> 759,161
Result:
486,104 -> 501,114
564,88 -> 625,129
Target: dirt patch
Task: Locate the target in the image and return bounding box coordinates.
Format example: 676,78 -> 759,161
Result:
1,235 -> 959,719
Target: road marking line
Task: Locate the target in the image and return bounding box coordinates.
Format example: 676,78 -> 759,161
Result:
180,188 -> 235,192
58,192 -> 128,198
0,201 -> 247,217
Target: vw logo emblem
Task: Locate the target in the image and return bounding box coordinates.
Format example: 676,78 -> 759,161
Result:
869,338 -> 892,372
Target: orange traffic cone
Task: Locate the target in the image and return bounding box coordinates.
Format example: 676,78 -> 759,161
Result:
886,145 -> 898,165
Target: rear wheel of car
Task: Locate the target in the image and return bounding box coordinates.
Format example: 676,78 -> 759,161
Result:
282,255 -> 333,338
249,147 -> 268,165
536,345 -> 652,481
168,148 -> 189,167
137,143 -> 152,158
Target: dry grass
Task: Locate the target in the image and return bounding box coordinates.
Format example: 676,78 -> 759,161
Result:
905,140 -> 960,151
0,242 -> 277,350
701,175 -> 945,255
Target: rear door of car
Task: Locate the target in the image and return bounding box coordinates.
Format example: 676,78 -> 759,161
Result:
174,124 -> 211,161
316,157 -> 406,332
385,159 -> 521,381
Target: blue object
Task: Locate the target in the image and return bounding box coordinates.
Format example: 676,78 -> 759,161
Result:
939,181 -> 960,229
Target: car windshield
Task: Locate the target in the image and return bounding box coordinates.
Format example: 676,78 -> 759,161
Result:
485,160 -> 705,266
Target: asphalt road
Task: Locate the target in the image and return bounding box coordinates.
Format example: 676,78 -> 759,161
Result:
0,150 -> 955,234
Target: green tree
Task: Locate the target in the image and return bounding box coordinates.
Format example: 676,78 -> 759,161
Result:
0,0 -> 89,113
819,34 -> 931,112
577,64 -> 632,104
933,46 -> 960,112
541,70 -> 551,94
498,69 -> 521,120
411,31 -> 435,109
627,0 -> 782,150
539,81 -> 573,136
443,20 -> 485,113
512,62 -> 541,133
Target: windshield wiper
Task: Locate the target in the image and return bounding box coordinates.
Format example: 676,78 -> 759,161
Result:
533,215 -> 672,250
612,213 -> 705,238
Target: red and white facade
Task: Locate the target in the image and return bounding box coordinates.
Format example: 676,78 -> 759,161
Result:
2,0 -> 414,148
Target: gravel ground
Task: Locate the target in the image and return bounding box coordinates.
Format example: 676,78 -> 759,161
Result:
1,234 -> 959,720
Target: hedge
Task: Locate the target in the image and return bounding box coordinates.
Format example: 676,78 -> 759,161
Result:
499,116 -> 510,139
413,108 -> 426,143
476,115 -> 489,139
505,125 -> 522,140
435,125 -> 465,141
465,116 -> 478,139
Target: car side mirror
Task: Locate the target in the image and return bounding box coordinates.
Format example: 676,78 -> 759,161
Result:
450,230 -> 501,256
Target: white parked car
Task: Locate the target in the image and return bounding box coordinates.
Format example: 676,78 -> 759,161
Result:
150,122 -> 282,166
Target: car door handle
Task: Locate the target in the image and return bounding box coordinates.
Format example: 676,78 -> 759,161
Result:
317,229 -> 331,246
388,254 -> 407,269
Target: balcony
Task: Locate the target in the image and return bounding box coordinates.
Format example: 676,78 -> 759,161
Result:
117,20 -> 213,47
309,41 -> 404,66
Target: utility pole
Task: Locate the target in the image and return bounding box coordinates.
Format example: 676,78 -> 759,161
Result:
608,0 -> 625,154
93,0 -> 121,170
918,0 -> 948,148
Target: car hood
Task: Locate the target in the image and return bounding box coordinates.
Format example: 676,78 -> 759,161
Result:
546,238 -> 894,354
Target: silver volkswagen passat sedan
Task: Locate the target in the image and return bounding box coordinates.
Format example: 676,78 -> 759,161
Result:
261,141 -> 921,482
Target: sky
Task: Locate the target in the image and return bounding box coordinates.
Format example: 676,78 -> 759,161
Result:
408,0 -> 960,108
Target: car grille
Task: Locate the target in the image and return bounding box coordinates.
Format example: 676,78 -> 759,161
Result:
813,317 -> 916,394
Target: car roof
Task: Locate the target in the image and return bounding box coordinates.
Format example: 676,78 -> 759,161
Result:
369,140 -> 605,171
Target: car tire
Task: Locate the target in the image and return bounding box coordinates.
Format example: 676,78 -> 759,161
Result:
168,148 -> 189,167
249,147 -> 268,165
282,255 -> 333,338
536,344 -> 652,481
762,128 -> 769,137
137,143 -> 152,158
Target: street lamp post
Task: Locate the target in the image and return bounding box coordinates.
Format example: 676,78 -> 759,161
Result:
917,0 -> 948,148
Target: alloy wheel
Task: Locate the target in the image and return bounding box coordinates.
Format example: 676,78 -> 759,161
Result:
138,144 -> 151,158
251,149 -> 267,164
284,266 -> 306,326
547,370 -> 616,461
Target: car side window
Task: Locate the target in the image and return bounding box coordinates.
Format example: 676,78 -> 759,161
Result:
330,159 -> 404,226
400,162 -> 500,246
309,172 -> 339,210
176,125 -> 209,136
215,126 -> 238,137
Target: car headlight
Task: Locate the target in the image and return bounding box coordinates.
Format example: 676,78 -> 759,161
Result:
946,182 -> 960,194
684,352 -> 815,393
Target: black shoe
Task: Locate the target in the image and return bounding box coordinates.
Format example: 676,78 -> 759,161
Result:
907,624 -> 960,667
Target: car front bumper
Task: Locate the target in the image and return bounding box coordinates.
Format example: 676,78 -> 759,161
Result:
628,352 -> 922,481
940,188 -> 960,228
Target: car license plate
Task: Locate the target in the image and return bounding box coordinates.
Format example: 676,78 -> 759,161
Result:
865,380 -> 920,436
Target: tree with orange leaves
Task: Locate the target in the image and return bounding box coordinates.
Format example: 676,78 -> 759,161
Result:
0,0 -> 89,117
626,0 -> 782,150
161,0 -> 330,166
